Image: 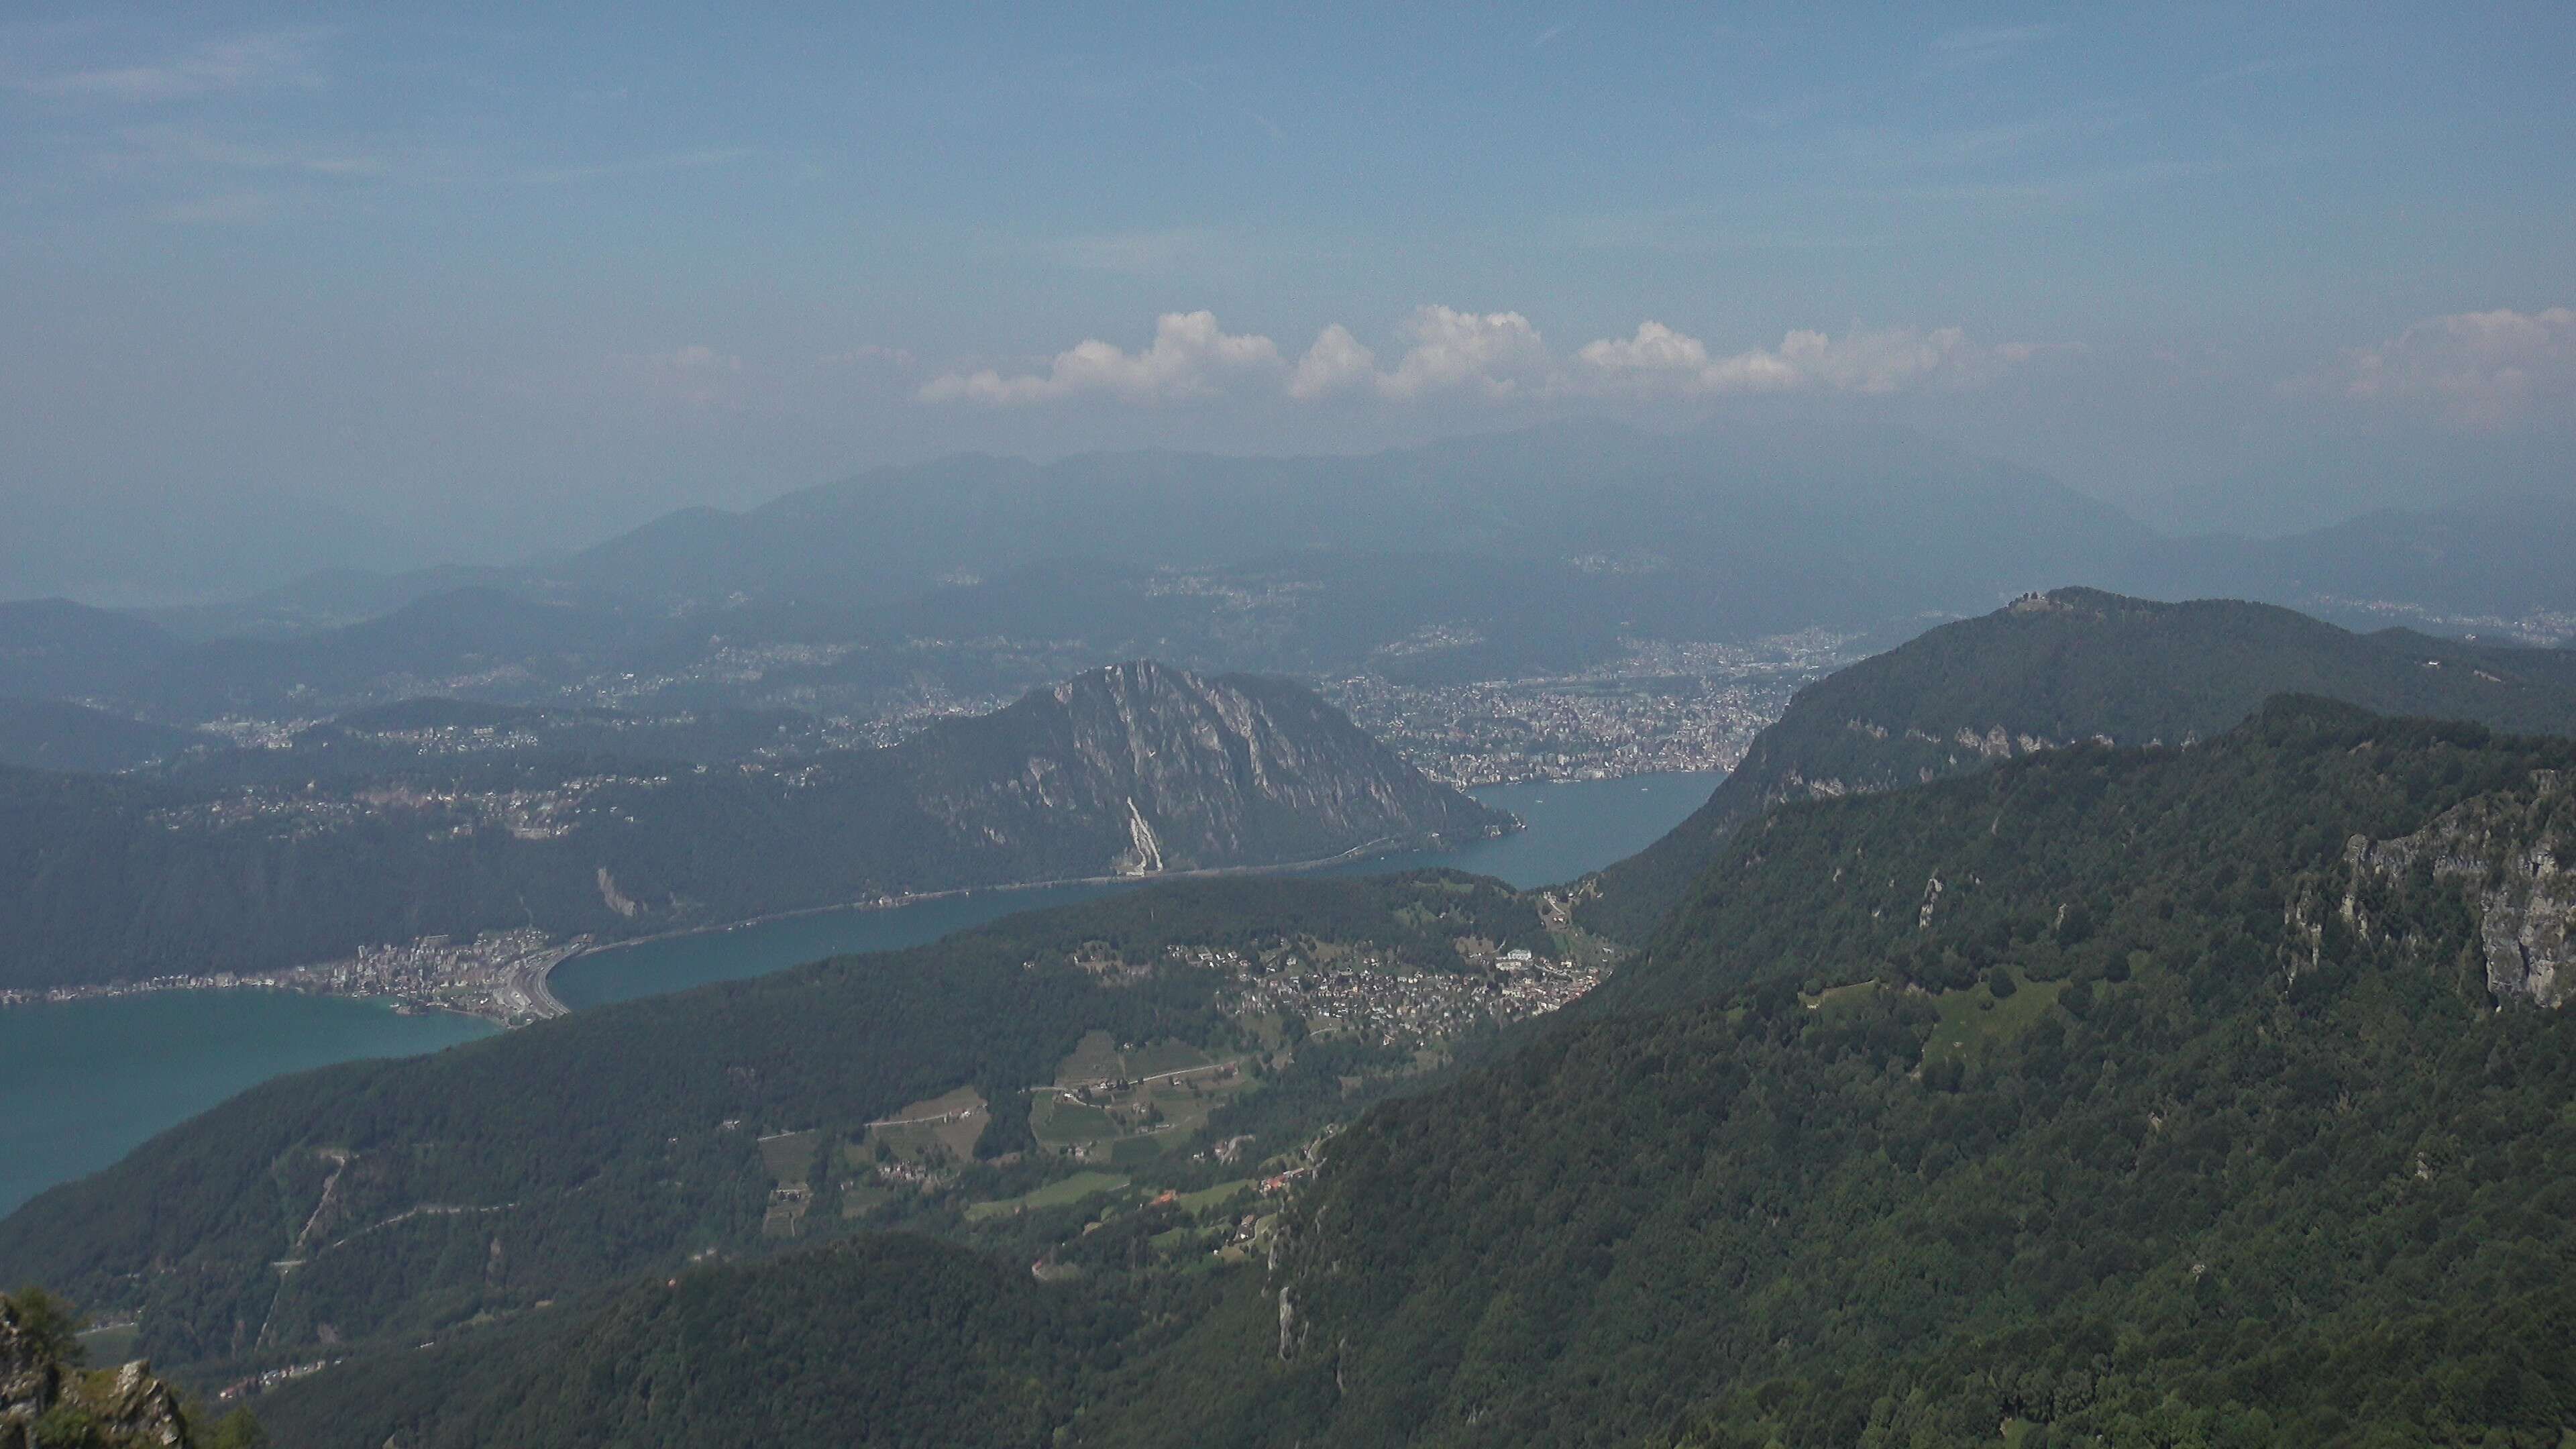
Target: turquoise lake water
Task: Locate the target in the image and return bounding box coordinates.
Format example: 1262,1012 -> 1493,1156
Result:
0,771 -> 1716,1214
0,993 -> 493,1216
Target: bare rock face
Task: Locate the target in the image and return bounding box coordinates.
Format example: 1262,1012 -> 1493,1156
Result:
2347,770 -> 2576,1007
92,1362 -> 189,1448
0,1297 -> 66,1449
0,1295 -> 191,1448
900,661 -> 1513,877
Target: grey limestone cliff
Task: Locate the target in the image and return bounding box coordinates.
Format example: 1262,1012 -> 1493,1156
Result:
2346,769 -> 2576,1007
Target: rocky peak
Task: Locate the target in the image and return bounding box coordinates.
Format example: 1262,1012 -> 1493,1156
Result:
908,660 -> 1510,877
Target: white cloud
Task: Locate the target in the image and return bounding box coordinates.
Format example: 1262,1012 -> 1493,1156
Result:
18,30 -> 324,103
920,311 -> 1284,405
1373,306 -> 1551,400
2330,307 -> 2576,429
1288,324 -> 1377,400
1572,321 -> 1998,395
918,309 -> 2019,408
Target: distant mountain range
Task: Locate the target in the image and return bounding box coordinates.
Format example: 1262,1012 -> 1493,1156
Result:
4,424 -> 2568,735
0,661 -> 1505,991
1578,587 -> 2576,945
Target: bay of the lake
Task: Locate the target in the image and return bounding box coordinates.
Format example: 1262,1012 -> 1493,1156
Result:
0,991 -> 493,1216
0,770 -> 1715,1214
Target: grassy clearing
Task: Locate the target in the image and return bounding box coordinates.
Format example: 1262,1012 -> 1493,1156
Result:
965,1171 -> 1130,1222
1801,980 -> 1880,1015
1124,1040 -> 1213,1077
1055,1030 -> 1124,1086
1923,967 -> 2065,1068
757,1129 -> 820,1185
859,1087 -> 987,1165
1031,1095 -> 1120,1146
1106,1136 -> 1165,1168
1175,1179 -> 1256,1216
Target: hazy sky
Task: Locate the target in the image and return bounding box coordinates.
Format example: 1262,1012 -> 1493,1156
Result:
3,4 -> 2571,601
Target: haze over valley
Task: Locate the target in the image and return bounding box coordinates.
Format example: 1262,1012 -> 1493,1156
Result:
4,8 -> 2574,1448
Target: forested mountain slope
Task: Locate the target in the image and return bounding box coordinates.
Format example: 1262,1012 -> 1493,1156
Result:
0,661 -> 1505,989
253,1236 -> 1130,1449
0,699 -> 209,774
1581,588 -> 2576,943
1149,700 -> 2576,1446
0,872 -> 1544,1371
215,699 -> 2576,1448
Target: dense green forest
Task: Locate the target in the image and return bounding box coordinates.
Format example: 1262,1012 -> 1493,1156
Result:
0,871 -> 1541,1371
1582,587 -> 2576,943
1142,699 -> 2576,1445
250,1236 -> 1146,1449
0,661 -> 1503,989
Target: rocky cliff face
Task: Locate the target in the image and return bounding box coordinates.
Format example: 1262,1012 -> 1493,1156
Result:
895,661 -> 1512,876
1,1295 -> 190,1449
2347,769 -> 2576,1007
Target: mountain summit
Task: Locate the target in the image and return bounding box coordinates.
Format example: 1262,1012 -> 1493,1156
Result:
1581,588 -> 2576,943
0,661 -> 1505,993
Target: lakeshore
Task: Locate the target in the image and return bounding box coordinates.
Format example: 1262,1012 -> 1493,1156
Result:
0,772 -> 1718,1216
0,828 -> 1480,1028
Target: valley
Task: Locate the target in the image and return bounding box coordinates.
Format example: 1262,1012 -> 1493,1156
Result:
7,590 -> 2576,1446
0,771 -> 1714,1218
13,13 -> 2572,1444
0,661 -> 1509,997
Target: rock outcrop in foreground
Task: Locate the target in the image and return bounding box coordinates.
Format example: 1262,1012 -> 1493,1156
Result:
1,1293 -> 189,1448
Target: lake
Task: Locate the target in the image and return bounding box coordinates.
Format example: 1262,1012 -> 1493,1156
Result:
0,770 -> 1715,1215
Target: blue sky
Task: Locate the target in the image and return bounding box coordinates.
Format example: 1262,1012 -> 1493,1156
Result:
3,4 -> 2571,598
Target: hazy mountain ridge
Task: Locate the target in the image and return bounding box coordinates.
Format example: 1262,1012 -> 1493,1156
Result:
0,661 -> 1505,991
9,427 -> 2571,740
0,700 -> 212,775
1580,588 -> 2576,944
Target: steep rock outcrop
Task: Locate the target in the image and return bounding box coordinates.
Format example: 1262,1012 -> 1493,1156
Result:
894,661 -> 1512,876
2347,769 -> 2575,1006
1,1295 -> 190,1449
